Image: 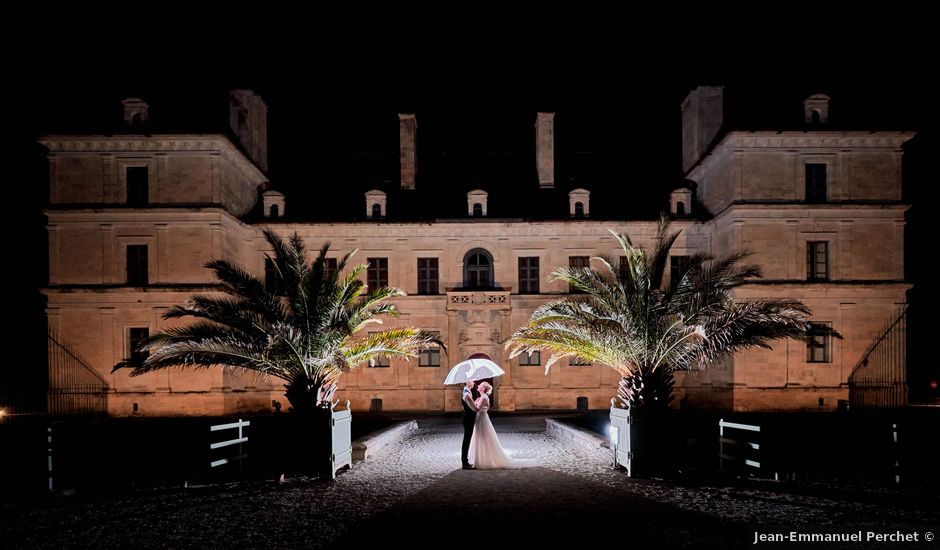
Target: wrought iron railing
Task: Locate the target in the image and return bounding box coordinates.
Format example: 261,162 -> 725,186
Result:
47,328 -> 109,416
848,305 -> 907,409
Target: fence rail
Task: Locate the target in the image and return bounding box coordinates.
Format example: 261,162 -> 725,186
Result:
209,419 -> 249,469
849,305 -> 907,409
48,328 -> 109,417
719,418 -> 762,474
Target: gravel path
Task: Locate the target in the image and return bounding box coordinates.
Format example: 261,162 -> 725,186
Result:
1,415 -> 937,549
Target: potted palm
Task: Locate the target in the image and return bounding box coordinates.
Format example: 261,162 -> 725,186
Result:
507,218 -> 826,477
116,230 -> 439,478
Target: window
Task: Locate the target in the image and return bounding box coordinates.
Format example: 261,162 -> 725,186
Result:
619,255 -> 630,279
368,258 -> 389,289
371,203 -> 382,219
519,350 -> 540,366
518,257 -> 540,294
807,242 -> 829,282
463,249 -> 493,289
676,201 -> 686,216
417,258 -> 439,295
418,331 -> 441,367
269,204 -> 279,218
126,166 -> 148,206
568,256 -> 589,293
570,356 -> 592,366
129,327 -> 149,364
670,256 -> 691,286
265,258 -> 285,295
368,331 -> 390,367
472,203 -> 483,217
324,258 -> 338,280
574,202 -> 585,218
805,163 -> 827,203
807,322 -> 832,363
126,245 -> 148,285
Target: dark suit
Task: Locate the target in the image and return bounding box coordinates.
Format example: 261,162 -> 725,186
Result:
461,386 -> 476,467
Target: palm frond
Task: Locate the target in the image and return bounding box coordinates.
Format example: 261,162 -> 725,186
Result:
120,233 -> 417,412
508,223 -> 822,409
343,328 -> 439,367
649,217 -> 682,290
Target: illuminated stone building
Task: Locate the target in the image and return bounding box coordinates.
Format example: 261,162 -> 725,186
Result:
41,88 -> 913,415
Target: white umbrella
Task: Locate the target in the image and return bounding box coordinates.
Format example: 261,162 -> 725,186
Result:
443,353 -> 505,385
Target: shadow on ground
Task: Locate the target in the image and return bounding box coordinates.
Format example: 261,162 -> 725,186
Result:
327,467 -> 749,549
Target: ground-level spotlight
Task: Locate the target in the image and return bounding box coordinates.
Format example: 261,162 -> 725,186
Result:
608,425 -> 619,468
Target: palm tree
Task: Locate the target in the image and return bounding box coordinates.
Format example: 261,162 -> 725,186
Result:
507,218 -> 826,410
116,230 -> 440,414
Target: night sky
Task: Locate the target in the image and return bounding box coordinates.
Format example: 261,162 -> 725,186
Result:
6,31 -> 937,400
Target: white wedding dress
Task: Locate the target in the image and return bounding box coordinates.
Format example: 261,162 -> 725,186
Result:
468,394 -> 536,469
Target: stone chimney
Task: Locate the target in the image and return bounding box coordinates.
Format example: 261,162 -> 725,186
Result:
229,90 -> 268,173
681,86 -> 724,173
122,98 -> 149,128
804,94 -> 830,124
536,112 -> 555,188
399,113 -> 417,189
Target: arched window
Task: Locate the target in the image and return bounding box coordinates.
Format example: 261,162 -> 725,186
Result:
463,248 -> 493,289
269,204 -> 279,218
574,202 -> 584,218
811,110 -> 822,124
372,203 -> 382,219
676,202 -> 685,216
472,203 -> 483,217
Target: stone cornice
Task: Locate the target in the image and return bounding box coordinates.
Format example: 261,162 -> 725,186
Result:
43,284 -> 224,294
689,131 -> 915,180
39,134 -> 267,184
721,131 -> 914,150
712,202 -> 908,219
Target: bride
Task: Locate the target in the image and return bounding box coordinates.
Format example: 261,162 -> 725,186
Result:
468,381 -> 536,469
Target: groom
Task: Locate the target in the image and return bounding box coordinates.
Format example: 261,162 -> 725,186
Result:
461,380 -> 477,469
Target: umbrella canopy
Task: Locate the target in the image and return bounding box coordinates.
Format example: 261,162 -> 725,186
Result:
443,353 -> 505,385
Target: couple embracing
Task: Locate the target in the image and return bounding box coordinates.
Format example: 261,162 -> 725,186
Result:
460,380 -> 535,470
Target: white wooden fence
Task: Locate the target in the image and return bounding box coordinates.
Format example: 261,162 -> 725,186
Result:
209,419 -> 250,469
718,418 -> 761,474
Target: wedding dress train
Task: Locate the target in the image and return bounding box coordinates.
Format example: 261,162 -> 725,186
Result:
468,394 -> 536,469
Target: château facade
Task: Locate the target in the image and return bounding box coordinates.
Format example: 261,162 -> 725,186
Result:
41,88 -> 913,415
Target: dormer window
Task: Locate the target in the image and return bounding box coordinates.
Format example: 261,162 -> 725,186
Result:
262,190 -> 285,219
803,94 -> 830,124
122,98 -> 149,129
670,187 -> 693,217
467,190 -> 488,217
568,188 -> 590,218
365,190 -> 387,219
